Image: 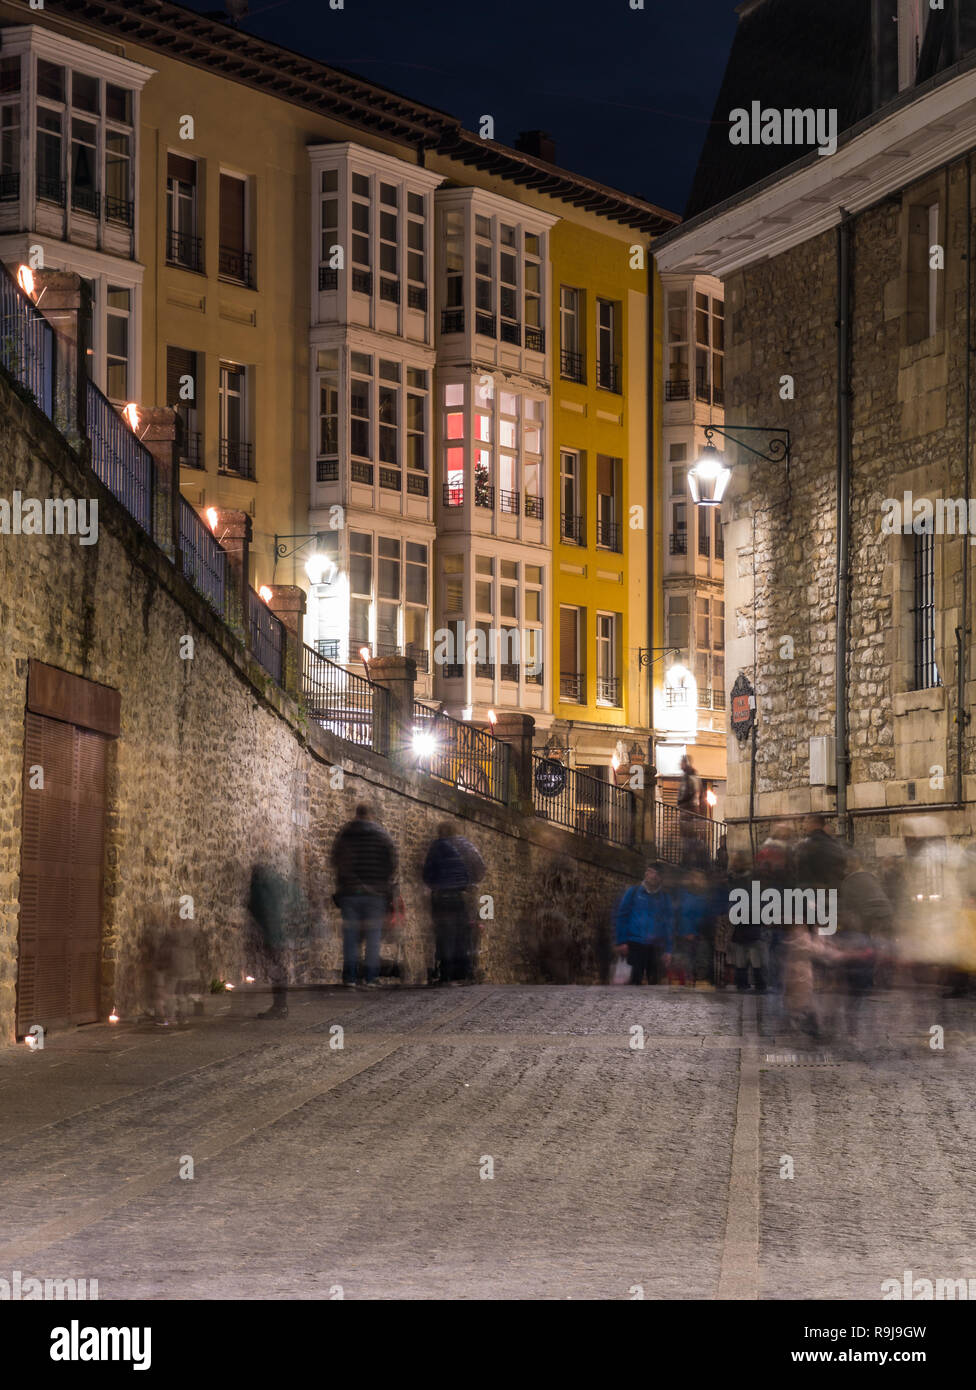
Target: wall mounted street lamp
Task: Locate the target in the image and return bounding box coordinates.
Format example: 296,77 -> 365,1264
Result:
688,424 -> 792,506
638,646 -> 680,669
273,532 -> 336,586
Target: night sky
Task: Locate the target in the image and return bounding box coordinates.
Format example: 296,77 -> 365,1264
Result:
179,0 -> 740,217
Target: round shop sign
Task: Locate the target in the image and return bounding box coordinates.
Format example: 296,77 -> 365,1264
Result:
534,757 -> 567,798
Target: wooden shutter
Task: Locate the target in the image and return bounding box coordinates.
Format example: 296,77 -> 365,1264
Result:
560,606 -> 577,672
167,152 -> 196,186
219,173 -> 245,254
166,346 -> 195,406
17,714 -> 108,1034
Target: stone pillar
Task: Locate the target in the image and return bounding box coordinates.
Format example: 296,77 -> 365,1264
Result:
491,712 -> 535,811
207,507 -> 251,638
136,405 -> 179,560
33,269 -> 89,447
264,584 -> 306,698
365,654 -> 417,763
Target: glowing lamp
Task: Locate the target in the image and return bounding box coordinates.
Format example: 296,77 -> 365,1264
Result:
17,264 -> 35,296
206,507 -> 219,532
688,443 -> 731,507
122,402 -> 140,432
258,585 -> 273,603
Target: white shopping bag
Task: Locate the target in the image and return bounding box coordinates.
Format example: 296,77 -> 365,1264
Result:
612,957 -> 632,986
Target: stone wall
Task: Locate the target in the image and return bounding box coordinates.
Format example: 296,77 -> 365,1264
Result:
0,370 -> 644,1042
722,155 -> 976,854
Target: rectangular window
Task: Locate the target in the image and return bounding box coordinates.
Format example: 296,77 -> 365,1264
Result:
407,199 -> 426,307
351,171 -> 371,290
560,286 -> 583,381
698,502 -> 711,557
907,199 -> 941,344
445,208 -> 463,314
219,361 -> 252,477
406,367 -> 427,474
596,613 -> 619,705
104,129 -> 131,224
560,605 -> 584,702
167,154 -> 199,269
667,595 -> 690,653
597,299 -> 620,392
443,552 -> 463,614
167,346 -> 200,467
317,347 -> 339,478
596,455 -> 621,551
0,105 -> 19,187
350,352 -> 372,461
912,529 -> 940,690
105,286 -> 129,401
378,359 -> 399,474
218,172 -> 251,286
36,108 -> 63,203
560,449 -> 583,543
70,116 -> 97,215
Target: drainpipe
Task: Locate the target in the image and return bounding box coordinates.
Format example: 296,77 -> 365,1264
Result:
959,158 -> 972,808
835,211 -> 853,840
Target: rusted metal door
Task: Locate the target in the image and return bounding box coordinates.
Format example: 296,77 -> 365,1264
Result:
16,712 -> 108,1035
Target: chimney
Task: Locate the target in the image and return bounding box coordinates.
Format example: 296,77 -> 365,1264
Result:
515,130 -> 556,164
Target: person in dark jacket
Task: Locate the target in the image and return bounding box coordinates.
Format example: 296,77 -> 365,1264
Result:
423,821 -> 486,984
331,804 -> 398,988
613,866 -> 674,985
795,814 -> 848,890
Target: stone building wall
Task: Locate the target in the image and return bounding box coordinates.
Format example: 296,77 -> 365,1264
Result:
722,153 -> 976,854
0,372 -> 643,1042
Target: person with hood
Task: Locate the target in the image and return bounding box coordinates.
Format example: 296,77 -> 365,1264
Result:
422,821 -> 486,984
331,804 -> 398,988
613,866 -> 674,986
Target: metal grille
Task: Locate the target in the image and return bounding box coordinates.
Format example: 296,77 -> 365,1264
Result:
86,380 -> 155,534
179,497 -> 226,614
596,520 -> 622,551
499,489 -> 520,514
561,513 -> 584,543
219,438 -> 254,478
247,587 -> 284,683
0,261 -> 55,418
559,672 -> 585,703
532,756 -> 634,847
302,643 -> 389,753
597,359 -> 621,392
665,379 -> 690,400
524,495 -> 544,520
654,801 -> 725,867
219,246 -> 254,286
670,531 -> 687,554
911,529 -> 940,691
167,229 -> 202,270
411,702 -> 510,804
560,349 -> 584,382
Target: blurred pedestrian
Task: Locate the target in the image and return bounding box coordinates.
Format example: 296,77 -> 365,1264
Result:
248,859 -> 295,1019
727,849 -> 767,992
613,865 -> 674,986
795,813 -> 848,890
672,869 -> 714,987
756,820 -> 796,991
833,853 -> 892,1035
422,820 -> 486,984
331,803 -> 398,989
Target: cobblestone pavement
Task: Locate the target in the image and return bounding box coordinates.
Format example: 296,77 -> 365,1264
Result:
0,984 -> 973,1299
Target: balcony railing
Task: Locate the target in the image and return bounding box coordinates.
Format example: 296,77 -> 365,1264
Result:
596,520 -> 622,552
475,484 -> 494,510
407,472 -> 429,496
302,643 -> 389,754
317,458 -> 339,482
179,496 -> 226,615
379,277 -> 399,303
71,185 -> 99,217
499,489 -> 519,515
0,171 -> 19,201
443,483 -> 463,508
561,513 -> 584,544
597,358 -> 621,393
351,460 -> 374,484
0,261 -> 55,419
407,284 -> 427,310
318,265 -> 338,290
596,675 -> 621,706
351,268 -> 372,295
105,195 -> 134,227
654,802 -> 726,868
669,531 -> 687,555
316,639 -> 340,659
665,378 -> 690,400
532,756 -> 635,848
167,230 -> 203,272
219,438 -> 254,479
715,532 -> 725,561
560,348 -> 584,382
525,325 -> 545,352
698,534 -> 711,557
218,246 -> 254,287
524,494 -> 544,520
475,311 -> 496,337
37,177 -> 65,206
559,672 -> 585,703
500,320 -> 521,346
86,379 -> 155,536
180,431 -> 203,469
411,703 -> 510,805
441,307 -> 464,334
379,466 -> 401,491
247,587 -> 284,682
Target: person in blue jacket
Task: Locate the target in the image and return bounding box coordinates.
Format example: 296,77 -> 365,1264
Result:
613,865 -> 674,985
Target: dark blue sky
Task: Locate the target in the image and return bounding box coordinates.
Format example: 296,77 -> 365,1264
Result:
181,0 -> 740,216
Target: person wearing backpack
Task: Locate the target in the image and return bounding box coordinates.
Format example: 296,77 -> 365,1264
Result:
422,821 -> 486,984
612,865 -> 674,986
331,803 -> 398,988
